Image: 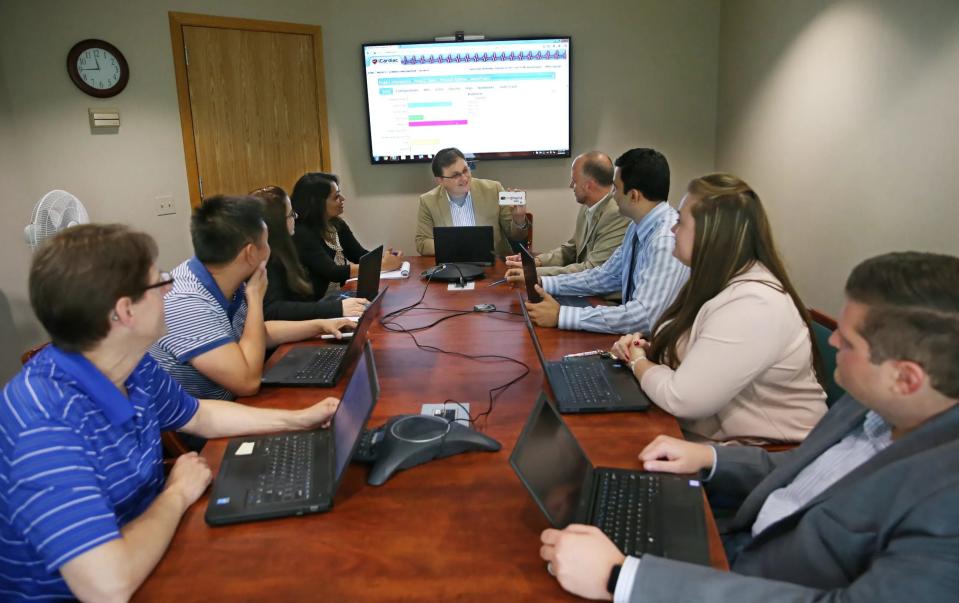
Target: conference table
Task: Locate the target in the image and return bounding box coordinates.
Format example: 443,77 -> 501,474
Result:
135,257 -> 727,602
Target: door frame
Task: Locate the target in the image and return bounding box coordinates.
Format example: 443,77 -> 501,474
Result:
169,12 -> 332,208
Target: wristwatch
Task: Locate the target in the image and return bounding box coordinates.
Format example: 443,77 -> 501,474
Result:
628,351 -> 646,373
606,563 -> 623,595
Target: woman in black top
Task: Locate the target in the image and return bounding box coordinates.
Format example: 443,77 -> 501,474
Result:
290,172 -> 403,298
251,185 -> 369,320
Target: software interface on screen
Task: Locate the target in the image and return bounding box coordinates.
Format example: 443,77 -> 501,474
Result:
363,38 -> 570,163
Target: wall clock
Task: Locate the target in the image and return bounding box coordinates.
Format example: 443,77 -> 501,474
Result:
67,39 -> 129,98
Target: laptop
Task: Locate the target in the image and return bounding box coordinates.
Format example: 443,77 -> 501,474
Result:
261,287 -> 387,387
510,394 -> 711,564
518,291 -> 649,413
341,245 -> 383,300
434,226 -> 495,266
206,341 -> 380,526
518,244 -> 591,308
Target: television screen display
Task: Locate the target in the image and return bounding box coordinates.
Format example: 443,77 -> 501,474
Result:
362,37 -> 571,164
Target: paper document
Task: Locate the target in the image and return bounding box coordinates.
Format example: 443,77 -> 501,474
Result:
381,261 -> 411,279
344,261 -> 410,282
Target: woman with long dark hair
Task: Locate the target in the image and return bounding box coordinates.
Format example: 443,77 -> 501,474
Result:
251,185 -> 368,319
290,172 -> 403,298
611,173 -> 827,444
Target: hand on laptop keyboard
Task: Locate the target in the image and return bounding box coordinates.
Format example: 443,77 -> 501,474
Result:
312,317 -> 356,340
298,397 -> 340,429
539,524 -> 626,600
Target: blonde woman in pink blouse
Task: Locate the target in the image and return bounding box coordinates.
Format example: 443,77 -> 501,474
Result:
611,174 -> 826,444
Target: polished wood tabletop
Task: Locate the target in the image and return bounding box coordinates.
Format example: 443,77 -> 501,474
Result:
135,257 -> 726,602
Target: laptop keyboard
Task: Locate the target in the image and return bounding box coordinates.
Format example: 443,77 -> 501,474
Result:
594,472 -> 661,556
560,362 -> 617,405
293,347 -> 347,381
245,433 -> 314,507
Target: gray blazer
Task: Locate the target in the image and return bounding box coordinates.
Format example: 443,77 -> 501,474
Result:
629,395 -> 959,602
536,193 -> 629,278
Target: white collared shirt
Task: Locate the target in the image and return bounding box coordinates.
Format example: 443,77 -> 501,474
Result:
447,190 -> 476,226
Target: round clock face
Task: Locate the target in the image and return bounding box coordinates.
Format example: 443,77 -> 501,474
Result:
67,39 -> 129,98
76,48 -> 122,90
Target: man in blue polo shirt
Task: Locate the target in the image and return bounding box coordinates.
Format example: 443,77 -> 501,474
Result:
149,195 -> 352,401
0,224 -> 341,601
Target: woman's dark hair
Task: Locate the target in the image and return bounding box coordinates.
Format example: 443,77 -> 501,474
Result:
290,172 -> 341,233
250,185 -> 313,298
648,173 -> 824,387
30,223 -> 158,352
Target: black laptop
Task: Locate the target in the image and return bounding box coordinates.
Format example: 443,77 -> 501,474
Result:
518,291 -> 649,413
206,341 -> 380,526
518,244 -> 592,308
341,245 -> 383,300
434,225 -> 495,266
261,287 -> 387,387
510,394 -> 711,564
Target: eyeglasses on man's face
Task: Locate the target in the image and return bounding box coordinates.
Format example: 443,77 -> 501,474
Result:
287,210 -> 299,220
439,166 -> 471,180
142,271 -> 175,292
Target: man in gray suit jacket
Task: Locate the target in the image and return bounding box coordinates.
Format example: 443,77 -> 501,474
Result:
414,147 -> 528,257
539,251 -> 959,602
503,151 -> 629,285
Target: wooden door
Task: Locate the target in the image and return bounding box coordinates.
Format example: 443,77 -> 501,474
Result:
170,13 -> 331,206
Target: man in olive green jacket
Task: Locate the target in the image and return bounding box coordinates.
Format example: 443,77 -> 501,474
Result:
415,147 -> 528,258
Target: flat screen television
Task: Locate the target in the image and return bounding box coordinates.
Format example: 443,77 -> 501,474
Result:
362,37 -> 571,165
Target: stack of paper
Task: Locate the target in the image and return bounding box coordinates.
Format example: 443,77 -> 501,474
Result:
381,261 -> 411,280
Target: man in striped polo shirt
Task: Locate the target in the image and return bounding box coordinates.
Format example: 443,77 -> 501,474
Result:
1,224 -> 342,601
520,148 -> 689,335
149,195 -> 352,405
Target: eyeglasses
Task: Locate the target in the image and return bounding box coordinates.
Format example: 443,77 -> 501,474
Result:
439,166 -> 471,180
142,271 -> 174,292
287,210 -> 299,220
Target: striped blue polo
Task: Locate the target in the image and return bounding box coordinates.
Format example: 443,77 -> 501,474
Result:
149,257 -> 248,400
0,346 -> 198,601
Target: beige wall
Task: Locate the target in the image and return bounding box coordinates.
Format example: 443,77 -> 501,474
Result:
717,0 -> 959,314
0,0 -> 720,380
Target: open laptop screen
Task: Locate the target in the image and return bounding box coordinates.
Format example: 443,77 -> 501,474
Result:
517,291 -> 549,371
433,226 -> 495,265
333,342 -> 379,487
509,395 -> 591,527
356,245 -> 383,300
519,245 -> 543,302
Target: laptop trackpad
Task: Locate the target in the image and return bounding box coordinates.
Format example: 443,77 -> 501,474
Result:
659,477 -> 710,565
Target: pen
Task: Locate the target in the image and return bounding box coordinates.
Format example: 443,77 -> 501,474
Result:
486,278 -> 507,287
563,349 -> 607,359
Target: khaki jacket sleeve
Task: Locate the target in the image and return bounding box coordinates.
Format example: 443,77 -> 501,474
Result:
536,237 -> 576,268
415,194 -> 436,256
537,207 -> 629,276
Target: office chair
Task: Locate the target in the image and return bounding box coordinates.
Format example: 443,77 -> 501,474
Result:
508,211 -> 534,253
808,308 -> 845,408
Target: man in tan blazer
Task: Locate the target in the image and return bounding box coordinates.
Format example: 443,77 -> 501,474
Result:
504,151 -> 629,283
415,147 -> 528,257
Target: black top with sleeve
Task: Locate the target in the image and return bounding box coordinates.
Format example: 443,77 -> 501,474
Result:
292,219 -> 368,299
263,256 -> 343,320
